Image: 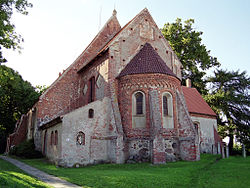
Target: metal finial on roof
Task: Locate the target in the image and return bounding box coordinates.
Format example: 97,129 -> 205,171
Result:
113,9 -> 117,16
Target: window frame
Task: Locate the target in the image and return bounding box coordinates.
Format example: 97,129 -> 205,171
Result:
76,132 -> 85,146
132,91 -> 146,128
132,91 -> 146,117
162,92 -> 173,117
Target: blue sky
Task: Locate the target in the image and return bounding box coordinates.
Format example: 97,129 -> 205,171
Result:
3,0 -> 250,86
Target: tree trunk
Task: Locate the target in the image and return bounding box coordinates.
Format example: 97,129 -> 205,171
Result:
228,134 -> 234,155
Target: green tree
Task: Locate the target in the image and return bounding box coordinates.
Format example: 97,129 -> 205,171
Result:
161,18 -> 220,94
204,69 -> 250,154
0,0 -> 32,64
0,65 -> 39,153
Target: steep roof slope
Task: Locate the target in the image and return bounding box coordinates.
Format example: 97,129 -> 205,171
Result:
76,10 -> 121,71
182,86 -> 216,117
41,11 -> 121,98
118,43 -> 177,78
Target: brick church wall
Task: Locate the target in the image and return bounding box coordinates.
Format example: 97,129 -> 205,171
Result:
176,90 -> 200,161
118,73 -> 188,162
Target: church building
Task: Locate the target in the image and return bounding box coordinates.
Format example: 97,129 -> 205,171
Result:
6,9 -> 223,167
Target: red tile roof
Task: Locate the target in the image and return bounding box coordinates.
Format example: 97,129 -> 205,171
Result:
118,43 -> 177,78
182,86 -> 216,117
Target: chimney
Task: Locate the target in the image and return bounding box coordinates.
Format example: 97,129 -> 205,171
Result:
186,78 -> 191,88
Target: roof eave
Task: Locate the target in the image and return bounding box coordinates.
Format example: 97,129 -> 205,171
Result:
189,112 -> 217,119
77,47 -> 109,73
39,116 -> 63,130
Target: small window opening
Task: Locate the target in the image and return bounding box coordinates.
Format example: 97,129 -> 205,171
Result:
135,92 -> 143,115
89,109 -> 94,118
88,77 -> 95,103
194,123 -> 199,134
163,95 -> 168,116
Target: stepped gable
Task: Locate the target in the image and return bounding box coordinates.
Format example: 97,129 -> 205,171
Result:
118,43 -> 177,78
182,86 -> 217,117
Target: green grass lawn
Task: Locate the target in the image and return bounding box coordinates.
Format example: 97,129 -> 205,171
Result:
19,154 -> 250,188
0,158 -> 51,188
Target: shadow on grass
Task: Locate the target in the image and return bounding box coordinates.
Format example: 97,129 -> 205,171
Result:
19,154 -> 250,188
0,171 -> 50,188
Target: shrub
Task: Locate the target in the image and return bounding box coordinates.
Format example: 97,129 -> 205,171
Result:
232,143 -> 250,156
9,139 -> 43,159
9,145 -> 17,156
232,144 -> 242,155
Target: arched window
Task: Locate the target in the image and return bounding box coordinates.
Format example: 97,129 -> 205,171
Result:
88,77 -> 95,103
193,121 -> 201,152
135,92 -> 143,115
132,91 -> 146,128
163,95 -> 168,116
76,132 -> 85,145
50,131 -> 54,145
162,92 -> 174,128
193,122 -> 199,135
88,109 -> 94,118
54,130 -> 58,145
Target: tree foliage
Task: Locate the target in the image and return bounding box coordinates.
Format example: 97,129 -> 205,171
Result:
204,69 -> 250,153
35,85 -> 49,96
0,0 -> 32,64
0,65 -> 39,153
161,18 -> 220,94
